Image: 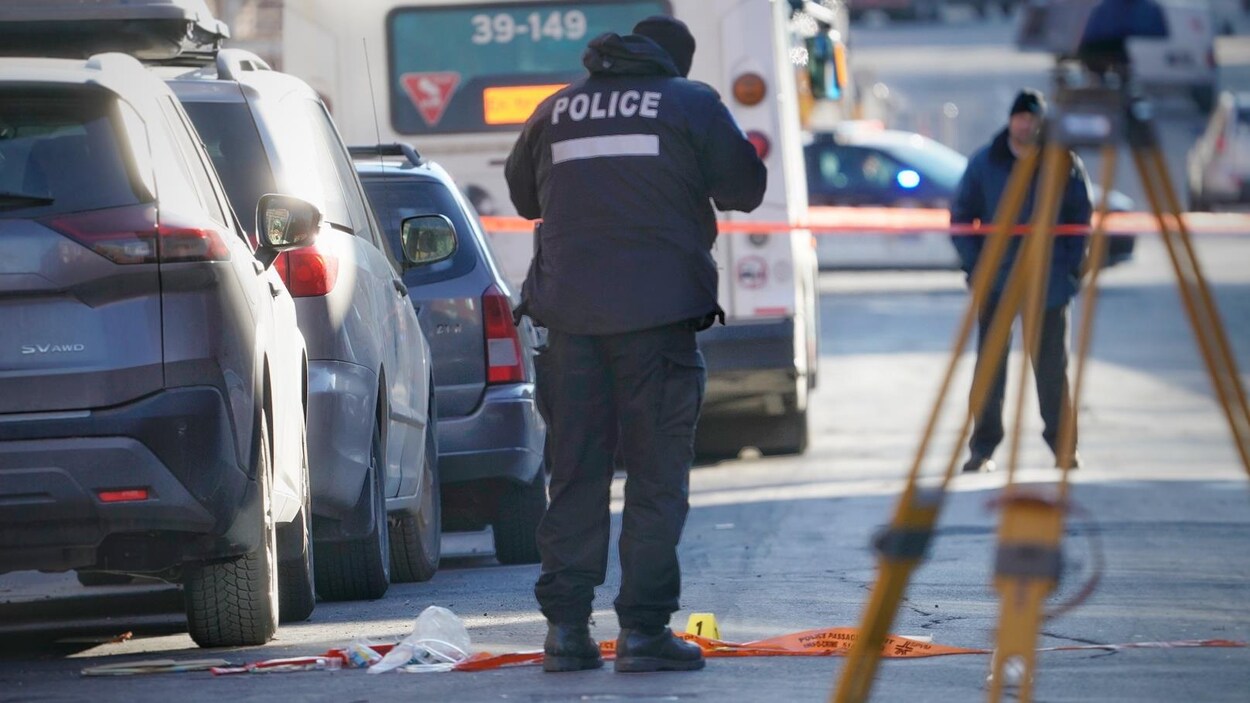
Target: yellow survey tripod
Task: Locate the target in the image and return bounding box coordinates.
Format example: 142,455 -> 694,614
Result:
831,60 -> 1250,703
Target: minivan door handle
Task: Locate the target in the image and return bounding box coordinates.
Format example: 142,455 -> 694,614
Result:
393,279 -> 409,297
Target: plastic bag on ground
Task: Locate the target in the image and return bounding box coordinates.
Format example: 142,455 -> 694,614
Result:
367,606 -> 471,674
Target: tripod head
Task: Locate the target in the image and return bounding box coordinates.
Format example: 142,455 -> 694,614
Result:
1017,0 -> 1169,148
1017,0 -> 1168,75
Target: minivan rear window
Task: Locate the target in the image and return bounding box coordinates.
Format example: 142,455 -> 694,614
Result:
179,101 -> 276,229
0,87 -> 143,217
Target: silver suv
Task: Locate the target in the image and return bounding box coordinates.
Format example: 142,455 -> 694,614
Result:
162,53 -> 440,598
354,144 -> 546,565
0,52 -> 315,647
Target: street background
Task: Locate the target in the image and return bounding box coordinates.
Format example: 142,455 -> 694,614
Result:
3,8 -> 1249,703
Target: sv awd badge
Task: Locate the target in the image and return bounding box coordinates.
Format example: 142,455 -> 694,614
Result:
21,343 -> 86,355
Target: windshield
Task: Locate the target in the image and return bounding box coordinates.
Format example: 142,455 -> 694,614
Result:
179,101 -> 275,229
875,135 -> 968,192
387,0 -> 669,135
0,87 -> 143,217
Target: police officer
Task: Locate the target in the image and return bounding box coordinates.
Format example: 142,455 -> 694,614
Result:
505,16 -> 766,673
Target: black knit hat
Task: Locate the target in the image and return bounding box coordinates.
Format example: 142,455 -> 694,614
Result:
633,15 -> 695,77
1010,89 -> 1046,118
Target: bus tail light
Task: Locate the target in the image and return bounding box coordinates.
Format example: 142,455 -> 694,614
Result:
746,130 -> 771,160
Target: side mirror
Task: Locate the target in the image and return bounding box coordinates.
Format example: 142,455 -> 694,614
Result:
255,194 -> 320,267
400,214 -> 457,267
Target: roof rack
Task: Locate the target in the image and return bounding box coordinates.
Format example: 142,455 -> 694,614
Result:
0,0 -> 229,60
349,143 -> 424,168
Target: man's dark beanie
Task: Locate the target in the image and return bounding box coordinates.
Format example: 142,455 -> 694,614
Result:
633,15 -> 695,77
1010,89 -> 1046,118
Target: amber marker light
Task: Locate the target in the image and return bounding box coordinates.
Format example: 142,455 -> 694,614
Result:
732,72 -> 767,106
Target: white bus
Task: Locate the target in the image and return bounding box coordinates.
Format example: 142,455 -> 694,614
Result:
284,0 -> 838,456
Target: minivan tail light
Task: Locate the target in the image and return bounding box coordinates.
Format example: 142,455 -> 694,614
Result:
482,284 -> 525,384
275,244 -> 339,297
41,204 -> 232,264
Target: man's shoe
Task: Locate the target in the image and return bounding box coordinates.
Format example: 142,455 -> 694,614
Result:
961,455 -> 996,473
614,627 -> 705,673
543,623 -> 603,672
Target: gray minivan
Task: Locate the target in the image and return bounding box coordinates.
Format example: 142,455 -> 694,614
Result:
354,144 -> 546,565
161,53 -> 441,598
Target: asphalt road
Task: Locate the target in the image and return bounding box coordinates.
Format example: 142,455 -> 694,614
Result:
4,231 -> 1249,703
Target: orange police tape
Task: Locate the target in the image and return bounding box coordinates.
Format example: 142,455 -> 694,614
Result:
316,628 -> 1245,673
477,207 -> 1250,237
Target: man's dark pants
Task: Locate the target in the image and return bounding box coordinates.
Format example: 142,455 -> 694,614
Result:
969,295 -> 1076,459
534,321 -> 705,631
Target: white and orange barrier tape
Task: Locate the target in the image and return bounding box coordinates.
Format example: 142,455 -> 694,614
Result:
478,208 -> 1250,236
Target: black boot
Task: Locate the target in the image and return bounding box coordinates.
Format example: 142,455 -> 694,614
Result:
614,627 -> 705,673
543,623 -> 603,672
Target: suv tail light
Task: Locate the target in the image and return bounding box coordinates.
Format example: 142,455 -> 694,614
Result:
482,284 -> 525,384
41,204 -> 231,264
275,243 -> 339,297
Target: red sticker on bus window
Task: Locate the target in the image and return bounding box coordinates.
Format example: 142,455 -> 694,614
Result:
400,72 -> 461,127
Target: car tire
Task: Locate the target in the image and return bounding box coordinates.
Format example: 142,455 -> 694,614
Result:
492,472 -> 546,565
695,404 -> 810,459
277,417 -> 316,623
314,414 -> 391,601
390,395 -> 441,583
1191,85 -> 1215,113
757,408 -> 810,457
184,410 -> 279,648
1189,188 -> 1208,213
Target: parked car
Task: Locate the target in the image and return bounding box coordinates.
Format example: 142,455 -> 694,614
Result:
1187,91 -> 1250,211
352,144 -> 546,566
803,127 -> 1137,269
160,52 -> 440,597
0,52 -> 315,647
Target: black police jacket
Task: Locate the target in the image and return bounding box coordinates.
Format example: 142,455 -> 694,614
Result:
505,32 -> 767,336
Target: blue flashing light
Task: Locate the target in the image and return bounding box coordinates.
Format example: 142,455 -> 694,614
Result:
897,169 -> 921,189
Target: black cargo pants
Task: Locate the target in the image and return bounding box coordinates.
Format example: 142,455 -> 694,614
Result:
968,296 -> 1076,459
533,321 -> 705,632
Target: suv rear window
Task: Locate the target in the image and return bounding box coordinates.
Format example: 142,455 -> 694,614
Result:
179,101 -> 276,229
0,86 -> 143,217
360,174 -> 479,285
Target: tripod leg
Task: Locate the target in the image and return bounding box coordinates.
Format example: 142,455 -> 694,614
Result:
987,143 -> 1072,703
1056,145 -> 1119,496
831,149 -> 1043,703
1005,144 -> 1070,484
1131,146 -> 1250,475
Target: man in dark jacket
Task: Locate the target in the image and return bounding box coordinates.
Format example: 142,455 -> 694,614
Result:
950,89 -> 1092,474
505,15 -> 766,673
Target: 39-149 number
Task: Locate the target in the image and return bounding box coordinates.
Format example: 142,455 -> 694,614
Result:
470,10 -> 588,44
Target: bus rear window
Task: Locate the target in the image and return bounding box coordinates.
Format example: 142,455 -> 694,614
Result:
387,1 -> 669,135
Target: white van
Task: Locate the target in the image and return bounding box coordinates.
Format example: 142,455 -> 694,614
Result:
1127,0 -> 1219,110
